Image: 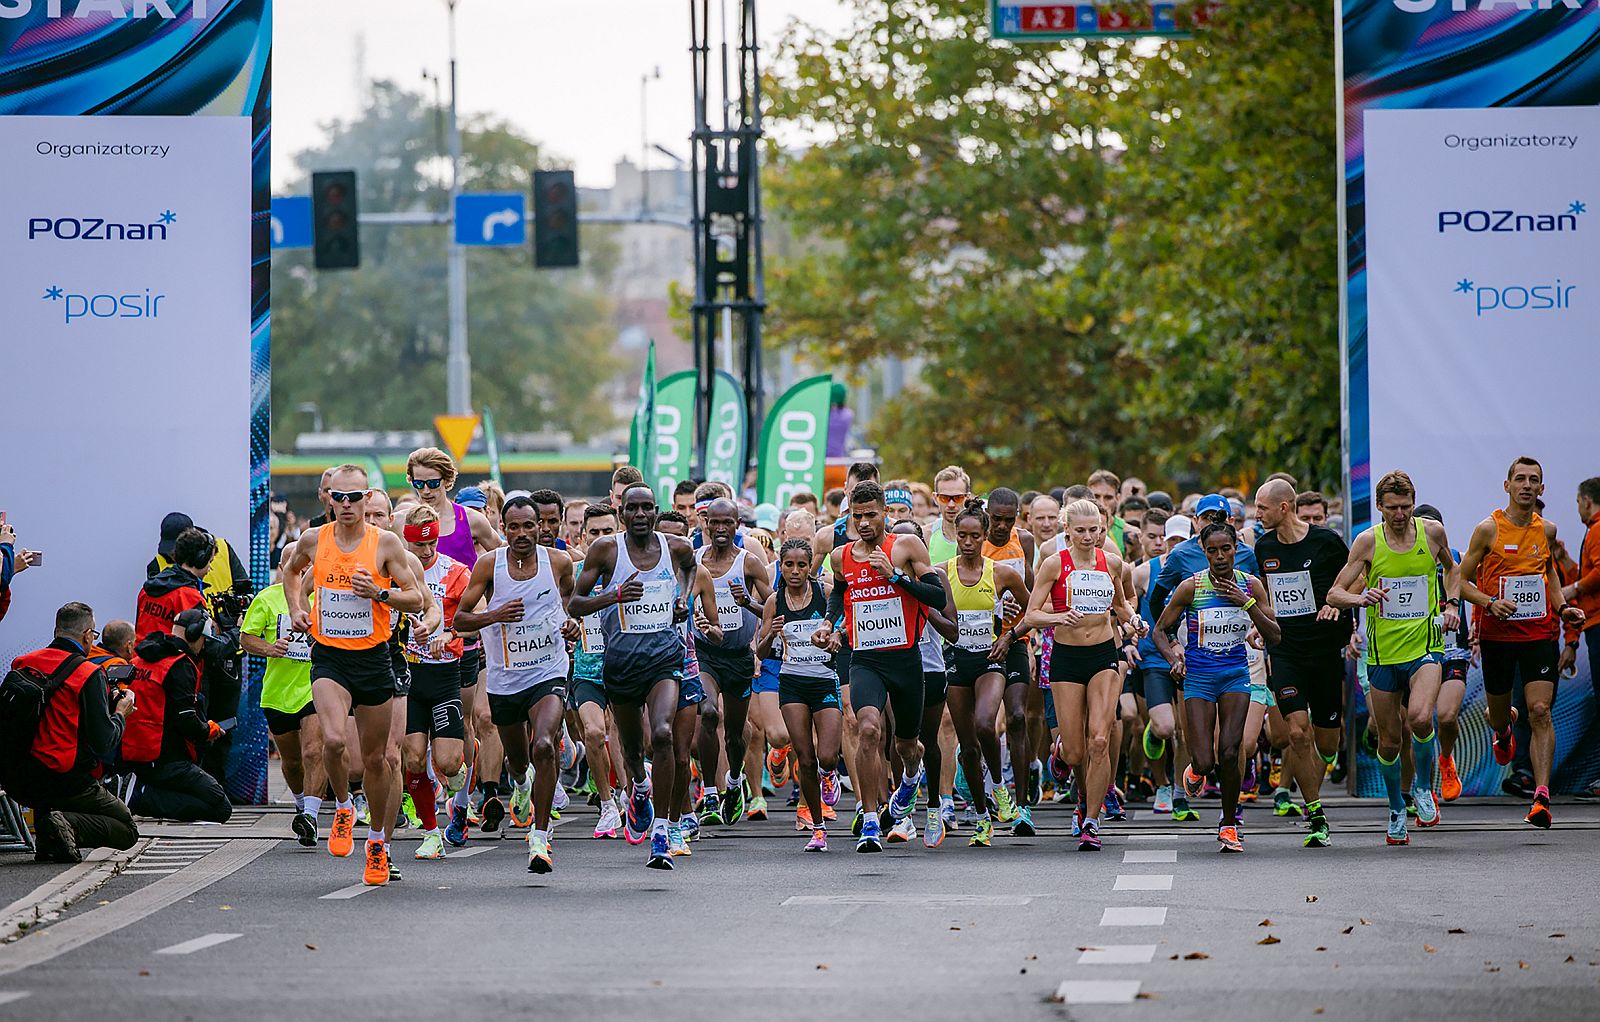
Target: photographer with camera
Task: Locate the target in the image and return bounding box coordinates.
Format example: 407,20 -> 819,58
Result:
1,603 -> 139,862
146,512 -> 249,602
121,608 -> 232,823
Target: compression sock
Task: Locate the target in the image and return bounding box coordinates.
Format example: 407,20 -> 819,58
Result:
405,772 -> 438,830
1411,728 -> 1437,792
1377,750 -> 1404,813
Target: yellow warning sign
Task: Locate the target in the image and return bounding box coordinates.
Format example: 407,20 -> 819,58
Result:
433,415 -> 481,466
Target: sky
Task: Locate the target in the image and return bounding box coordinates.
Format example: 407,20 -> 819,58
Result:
272,0 -> 856,191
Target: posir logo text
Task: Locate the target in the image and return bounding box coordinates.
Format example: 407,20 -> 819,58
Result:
28,209 -> 175,242
1393,0 -> 1580,12
41,285 -> 167,324
1438,200 -> 1584,234
1454,277 -> 1576,317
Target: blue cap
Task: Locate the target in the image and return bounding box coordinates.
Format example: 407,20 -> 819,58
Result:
456,486 -> 488,509
1195,494 -> 1229,518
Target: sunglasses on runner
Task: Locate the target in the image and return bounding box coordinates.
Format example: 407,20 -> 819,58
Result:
410,478 -> 445,490
329,490 -> 367,504
934,492 -> 969,505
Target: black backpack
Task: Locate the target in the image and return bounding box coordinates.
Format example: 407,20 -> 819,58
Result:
0,654 -> 85,791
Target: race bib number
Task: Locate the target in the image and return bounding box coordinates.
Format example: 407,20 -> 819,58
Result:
1379,576 -> 1430,621
619,579 -> 676,633
277,614 -> 312,662
957,610 -> 994,652
317,588 -> 374,639
502,613 -> 561,672
579,615 -> 606,654
1067,570 -> 1114,615
782,620 -> 830,667
1439,617 -> 1465,658
1268,570 -> 1316,619
1501,574 -> 1548,621
852,597 -> 907,650
714,590 -> 744,631
1198,606 -> 1251,653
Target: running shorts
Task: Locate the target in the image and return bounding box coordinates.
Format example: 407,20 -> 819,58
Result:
311,642 -> 395,708
263,700 -> 315,737
849,647 -> 925,741
603,648 -> 686,705
779,673 -> 842,714
1183,665 -> 1252,703
1480,638 -> 1559,697
488,679 -> 567,726
1267,652 -> 1344,730
1048,639 -> 1120,686
698,643 -> 757,700
405,660 -> 465,739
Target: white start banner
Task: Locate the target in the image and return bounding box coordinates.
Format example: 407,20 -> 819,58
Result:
0,114 -> 251,651
1363,106 -> 1598,542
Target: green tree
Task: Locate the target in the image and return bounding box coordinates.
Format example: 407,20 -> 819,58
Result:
763,0 -> 1340,492
271,82 -> 620,450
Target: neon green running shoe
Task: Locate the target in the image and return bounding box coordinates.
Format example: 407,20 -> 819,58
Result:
1142,720 -> 1167,761
400,793 -> 421,830
969,818 -> 993,847
510,784 -> 534,829
1171,797 -> 1200,823
993,785 -> 1020,824
414,830 -> 444,860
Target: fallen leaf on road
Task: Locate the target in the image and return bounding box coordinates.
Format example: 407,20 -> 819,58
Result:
1020,968 -> 1027,975
218,905 -> 232,911
1315,1009 -> 1325,1016
1486,967 -> 1500,973
1447,928 -> 1466,934
1359,918 -> 1370,926
1076,947 -> 1099,952
949,926 -> 960,931
1135,992 -> 1157,1000
815,965 -> 829,971
305,944 -> 317,951
1565,955 -> 1576,964
1257,935 -> 1281,946
138,970 -> 150,977
1548,933 -> 1566,939
1047,994 -> 1064,1005
1315,947 -> 1327,952
1170,954 -> 1180,960
1341,926 -> 1354,935
1258,918 -> 1274,926
97,900 -> 109,906
1183,952 -> 1210,960
1306,895 -> 1318,903
1519,961 -> 1530,970
1424,945 -> 1437,953
1025,954 -> 1037,960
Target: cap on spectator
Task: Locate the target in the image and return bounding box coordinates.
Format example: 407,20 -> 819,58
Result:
1196,494 -> 1230,518
1146,490 -> 1175,512
755,503 -> 781,530
456,486 -> 488,510
1164,515 -> 1194,541
158,512 -> 195,559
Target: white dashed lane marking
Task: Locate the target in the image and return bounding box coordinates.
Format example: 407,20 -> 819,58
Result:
1077,944 -> 1158,965
0,992 -> 31,1005
1122,849 -> 1177,863
156,933 -> 242,955
1113,874 -> 1174,891
1099,906 -> 1167,926
318,884 -> 379,900
1055,979 -> 1142,1004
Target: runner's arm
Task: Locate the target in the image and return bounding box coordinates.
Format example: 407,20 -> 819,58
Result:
1151,578 -> 1195,664
566,539 -> 616,617
281,530 -> 317,621
889,535 -> 948,608
1326,532 -> 1378,610
822,550 -> 846,631
1020,553 -> 1066,631
408,551 -> 442,636
451,555 -> 500,632
995,563 -> 1031,638
1148,547 -> 1184,626
1455,520 -> 1498,610
1244,575 -> 1280,646
375,533 -> 426,613
754,593 -> 781,659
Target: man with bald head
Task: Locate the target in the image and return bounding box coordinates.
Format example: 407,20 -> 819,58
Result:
1253,478 -> 1353,849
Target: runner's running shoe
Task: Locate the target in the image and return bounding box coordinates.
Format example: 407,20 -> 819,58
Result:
527,832 -> 553,874
682,811 -> 699,841
400,793 -> 421,830
552,781 -> 570,818
292,812 -> 318,848
993,784 -> 1020,824
1526,794 -> 1552,829
1386,810 -> 1409,846
1142,720 -> 1166,760
1304,813 -> 1330,848
1181,766 -> 1205,801
856,814 -> 883,853
796,804 -> 815,831
1012,804 -> 1035,837
768,746 -> 793,789
625,784 -> 653,845
697,793 -> 724,827
1414,788 -> 1440,827
669,822 -> 691,857
1171,796 -> 1200,822
329,806 -> 356,858
720,781 -> 747,826
1272,789 -> 1303,817
363,839 -> 389,885
888,775 -> 918,821
923,808 -> 946,847
444,799 -> 471,848
1439,755 -> 1462,802
852,803 -> 865,837
1077,817 -> 1101,851
1048,744 -> 1071,785
1218,825 -> 1243,853
806,828 -> 828,852
1403,792 -> 1418,818
415,831 -> 445,860
352,792 -> 370,826
1104,785 -> 1127,821
510,785 -> 533,829
939,799 -> 957,831
1152,785 -> 1174,815
479,794 -> 505,833
786,783 -> 800,807
887,817 -> 915,843
746,796 -> 768,821
969,818 -> 993,847
821,770 -> 840,807
646,828 -> 673,870
594,798 -> 621,839
1492,708 -> 1518,766
1027,762 -> 1043,807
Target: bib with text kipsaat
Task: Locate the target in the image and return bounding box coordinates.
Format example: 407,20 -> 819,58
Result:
317,588 -> 374,639
1268,570 -> 1316,619
851,597 -> 908,650
1378,575 -> 1429,621
619,579 -> 676,633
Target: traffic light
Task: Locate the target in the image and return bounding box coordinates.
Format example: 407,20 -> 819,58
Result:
533,169 -> 579,268
311,170 -> 360,270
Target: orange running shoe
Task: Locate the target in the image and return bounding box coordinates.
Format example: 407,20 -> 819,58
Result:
1491,708 -> 1518,766
1525,796 -> 1551,829
1218,825 -> 1243,853
328,806 -> 356,858
795,803 -> 814,831
768,746 -> 793,789
820,800 -> 837,822
363,839 -> 389,886
1439,755 -> 1462,802
1238,790 -> 1259,803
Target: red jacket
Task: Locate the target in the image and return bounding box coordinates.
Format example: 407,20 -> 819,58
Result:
1568,514 -> 1600,642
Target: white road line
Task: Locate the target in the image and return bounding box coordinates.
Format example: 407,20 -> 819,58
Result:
1099,906 -> 1167,926
446,847 -> 493,859
1055,980 -> 1141,1004
1077,944 -> 1158,965
318,884 -> 379,900
1129,833 -> 1213,840
1114,874 -> 1174,891
0,992 -> 31,1005
783,894 -> 1040,906
0,839 -> 275,978
155,933 -> 242,955
119,869 -> 181,876
1123,849 -> 1177,863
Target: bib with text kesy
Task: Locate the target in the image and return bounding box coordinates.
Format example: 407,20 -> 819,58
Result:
1379,576 -> 1429,621
782,620 -> 831,667
1268,570 -> 1315,619
852,597 -> 908,650
1500,574 -> 1547,622
619,579 -> 676,633
317,588 -> 374,639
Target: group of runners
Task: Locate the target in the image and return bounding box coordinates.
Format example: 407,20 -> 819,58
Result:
250,448 -> 1592,884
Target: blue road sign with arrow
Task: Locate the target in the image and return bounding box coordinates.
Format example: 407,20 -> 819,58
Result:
270,196 -> 313,249
455,193 -> 527,247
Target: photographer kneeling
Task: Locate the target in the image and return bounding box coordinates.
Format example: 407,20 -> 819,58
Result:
3,602 -> 139,862
122,609 -> 232,823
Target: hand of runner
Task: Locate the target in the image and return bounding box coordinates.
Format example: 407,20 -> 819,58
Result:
349,567 -> 382,599
1129,614 -> 1148,639
1247,629 -> 1264,650
270,636 -> 292,657
1359,585 -> 1388,609
1126,640 -> 1143,664
867,548 -> 895,579
493,598 -> 525,624
1168,649 -> 1186,681
810,622 -> 833,648
427,631 -> 450,658
615,572 -> 644,604
1441,606 -> 1460,632
728,581 -> 750,607
1487,597 -> 1516,620
560,617 -> 581,642
1560,644 -> 1578,678
986,631 -> 1012,662
1316,604 -> 1340,622
1216,577 -> 1249,607
673,598 -> 690,625
1560,605 -> 1586,626
1057,608 -> 1084,627
290,608 -> 312,633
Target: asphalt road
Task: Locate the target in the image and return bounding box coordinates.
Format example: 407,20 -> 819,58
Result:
0,797 -> 1597,1021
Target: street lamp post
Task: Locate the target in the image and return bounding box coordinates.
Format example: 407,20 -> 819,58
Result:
641,66 -> 661,215
444,0 -> 471,416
